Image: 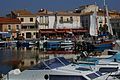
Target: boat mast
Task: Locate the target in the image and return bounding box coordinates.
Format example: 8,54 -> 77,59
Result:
103,0 -> 113,35
103,0 -> 107,25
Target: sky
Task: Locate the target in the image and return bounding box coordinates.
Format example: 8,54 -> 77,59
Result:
0,0 -> 119,16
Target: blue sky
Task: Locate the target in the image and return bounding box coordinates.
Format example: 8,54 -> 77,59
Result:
0,0 -> 119,16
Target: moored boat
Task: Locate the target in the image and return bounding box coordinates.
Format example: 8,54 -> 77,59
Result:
2,57 -> 114,80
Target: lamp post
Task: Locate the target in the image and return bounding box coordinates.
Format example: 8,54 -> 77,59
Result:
16,29 -> 20,40
8,29 -> 12,41
16,29 -> 20,51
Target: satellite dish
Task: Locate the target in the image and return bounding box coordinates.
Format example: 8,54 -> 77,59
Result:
39,8 -> 44,12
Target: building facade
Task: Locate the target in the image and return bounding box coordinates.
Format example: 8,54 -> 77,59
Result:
55,12 -> 81,29
36,10 -> 88,39
10,9 -> 39,40
36,9 -> 54,29
5,5 -> 120,40
80,9 -> 120,35
0,17 -> 21,40
79,4 -> 99,13
110,17 -> 120,39
36,10 -> 82,29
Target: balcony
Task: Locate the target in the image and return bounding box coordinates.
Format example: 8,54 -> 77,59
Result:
39,23 -> 49,26
21,28 -> 38,31
59,19 -> 73,23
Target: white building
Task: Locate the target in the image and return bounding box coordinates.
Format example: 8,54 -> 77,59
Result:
36,10 -> 82,29
80,10 -> 111,31
36,9 -> 55,29
55,11 -> 81,29
79,4 -> 99,13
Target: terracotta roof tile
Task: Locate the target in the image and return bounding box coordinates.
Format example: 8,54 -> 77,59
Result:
0,17 -> 21,24
56,11 -> 81,16
12,9 -> 35,17
36,10 -> 81,16
36,10 -> 54,16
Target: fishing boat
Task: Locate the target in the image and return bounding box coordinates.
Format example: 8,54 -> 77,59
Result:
41,38 -> 75,54
60,38 -> 74,51
89,1 -> 114,52
2,57 -> 115,80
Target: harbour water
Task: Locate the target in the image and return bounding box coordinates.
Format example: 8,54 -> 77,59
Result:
0,47 -> 40,74
0,46 -> 76,74
0,40 -> 120,75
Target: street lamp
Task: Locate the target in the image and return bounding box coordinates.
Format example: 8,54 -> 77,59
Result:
16,29 -> 20,40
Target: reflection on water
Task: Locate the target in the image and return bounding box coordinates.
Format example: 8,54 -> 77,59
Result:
0,46 -> 76,74
0,47 -> 40,74
0,49 -> 18,74
0,49 -> 19,62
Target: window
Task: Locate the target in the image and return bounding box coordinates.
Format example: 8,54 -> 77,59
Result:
40,16 -> 43,23
100,24 -> 102,27
8,25 -> 11,30
36,32 -> 39,38
86,20 -> 88,24
59,17 -> 63,23
20,18 -> 24,22
45,16 -> 49,23
70,17 -> 73,21
22,33 -> 24,36
33,32 -> 36,35
30,18 -> 33,22
16,25 -> 19,30
30,26 -> 34,29
111,23 -> 114,26
26,32 -> 31,38
117,23 -> 119,27
67,18 -> 69,21
21,26 -> 27,29
82,21 -> 84,27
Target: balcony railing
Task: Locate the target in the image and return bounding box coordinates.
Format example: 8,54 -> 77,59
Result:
39,23 -> 49,26
21,28 -> 38,31
59,20 -> 73,23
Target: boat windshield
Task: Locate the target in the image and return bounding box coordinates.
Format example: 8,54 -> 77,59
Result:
86,72 -> 100,79
29,57 -> 70,70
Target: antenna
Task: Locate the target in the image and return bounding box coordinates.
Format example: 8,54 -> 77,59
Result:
94,2 -> 97,11
95,2 -> 97,6
104,0 -> 106,6
103,0 -> 107,24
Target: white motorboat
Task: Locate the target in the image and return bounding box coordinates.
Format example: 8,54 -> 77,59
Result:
74,50 -> 120,79
2,57 -> 114,80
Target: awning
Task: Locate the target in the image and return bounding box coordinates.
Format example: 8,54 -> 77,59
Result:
0,32 -> 11,38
